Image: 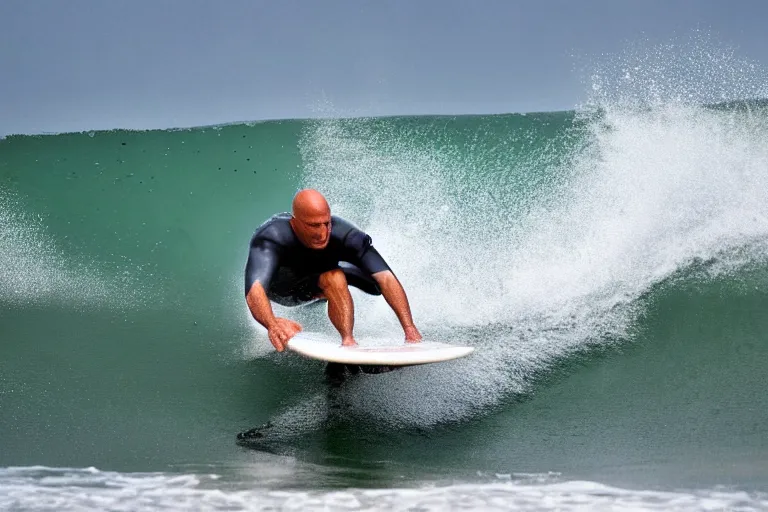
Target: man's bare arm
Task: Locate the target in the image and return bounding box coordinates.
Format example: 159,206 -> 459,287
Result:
372,270 -> 422,342
246,282 -> 302,351
246,281 -> 278,329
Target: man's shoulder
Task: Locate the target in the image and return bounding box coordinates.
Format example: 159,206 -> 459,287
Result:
331,216 -> 376,251
251,213 -> 294,246
331,215 -> 364,239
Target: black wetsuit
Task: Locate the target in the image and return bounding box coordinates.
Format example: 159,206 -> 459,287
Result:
244,213 -> 397,382
244,213 -> 390,305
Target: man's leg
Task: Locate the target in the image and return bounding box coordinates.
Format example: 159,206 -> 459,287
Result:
317,269 -> 356,346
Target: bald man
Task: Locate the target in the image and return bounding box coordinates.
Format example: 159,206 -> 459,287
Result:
244,189 -> 422,353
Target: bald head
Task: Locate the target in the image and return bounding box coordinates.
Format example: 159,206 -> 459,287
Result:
290,189 -> 332,249
292,189 -> 330,219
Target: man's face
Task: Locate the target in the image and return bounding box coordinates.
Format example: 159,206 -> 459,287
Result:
291,211 -> 331,249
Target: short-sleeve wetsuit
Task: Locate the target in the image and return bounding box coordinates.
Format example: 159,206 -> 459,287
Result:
244,213 -> 391,306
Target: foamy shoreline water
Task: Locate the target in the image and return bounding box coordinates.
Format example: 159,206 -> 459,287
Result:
1,466 -> 766,512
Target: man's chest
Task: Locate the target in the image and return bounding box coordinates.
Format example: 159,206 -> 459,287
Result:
279,243 -> 348,271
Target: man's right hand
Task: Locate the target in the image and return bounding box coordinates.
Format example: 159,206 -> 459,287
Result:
267,318 -> 303,352
404,325 -> 422,343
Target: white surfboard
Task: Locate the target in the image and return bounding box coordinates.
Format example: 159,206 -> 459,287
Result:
286,332 -> 474,366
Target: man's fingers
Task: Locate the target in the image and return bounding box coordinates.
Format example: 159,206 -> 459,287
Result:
278,329 -> 292,348
269,331 -> 286,352
268,318 -> 302,352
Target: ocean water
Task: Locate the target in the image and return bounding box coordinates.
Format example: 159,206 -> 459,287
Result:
2,41 -> 768,510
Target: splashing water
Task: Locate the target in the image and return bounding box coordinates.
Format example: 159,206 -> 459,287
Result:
290,37 -> 768,429
0,187 -> 151,309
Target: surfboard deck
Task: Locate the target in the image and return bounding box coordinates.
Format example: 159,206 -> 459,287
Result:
286,332 -> 474,366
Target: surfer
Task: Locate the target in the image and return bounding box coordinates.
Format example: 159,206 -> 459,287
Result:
238,193 -> 424,445
244,189 -> 422,353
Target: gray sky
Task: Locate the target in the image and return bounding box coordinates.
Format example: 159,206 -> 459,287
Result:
1,0 -> 767,135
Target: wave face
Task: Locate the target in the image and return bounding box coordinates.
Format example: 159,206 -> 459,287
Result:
2,38 -> 768,507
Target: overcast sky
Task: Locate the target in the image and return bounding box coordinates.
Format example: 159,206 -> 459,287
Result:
1,0 -> 767,136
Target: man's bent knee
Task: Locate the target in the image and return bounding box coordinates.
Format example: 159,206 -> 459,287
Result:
317,268 -> 348,291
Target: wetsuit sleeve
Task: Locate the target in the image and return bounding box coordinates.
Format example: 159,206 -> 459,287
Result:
244,238 -> 281,296
343,229 -> 391,275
